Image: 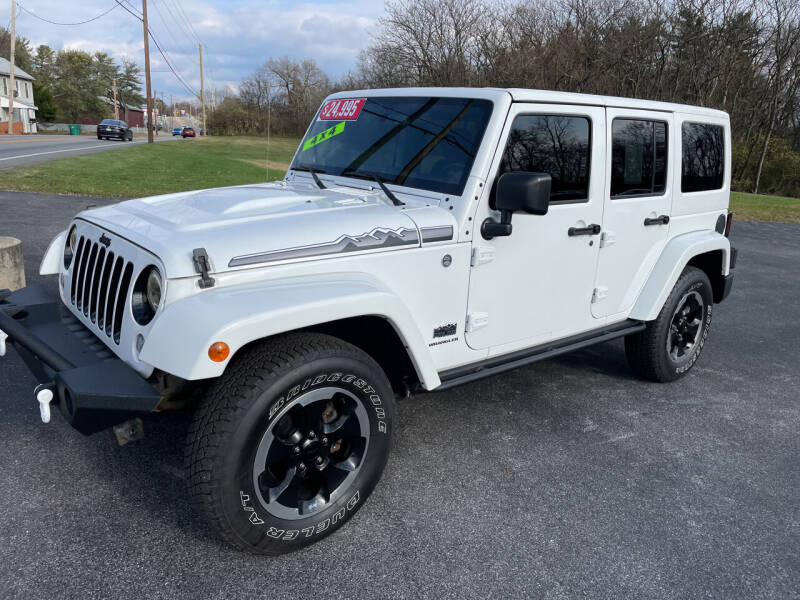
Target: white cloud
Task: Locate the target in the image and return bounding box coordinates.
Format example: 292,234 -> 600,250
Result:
14,0 -> 384,101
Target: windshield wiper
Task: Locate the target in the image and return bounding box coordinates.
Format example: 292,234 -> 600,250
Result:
292,165 -> 326,189
340,169 -> 404,206
372,176 -> 404,206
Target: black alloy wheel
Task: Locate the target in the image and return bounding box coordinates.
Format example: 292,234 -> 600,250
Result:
667,290 -> 705,361
253,387 -> 370,520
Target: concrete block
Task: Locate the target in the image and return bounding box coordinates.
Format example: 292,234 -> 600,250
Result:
0,237 -> 25,291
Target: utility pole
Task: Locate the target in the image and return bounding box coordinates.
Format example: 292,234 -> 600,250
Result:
153,89 -> 158,135
142,0 -> 154,143
198,44 -> 206,135
113,78 -> 119,120
8,0 -> 15,135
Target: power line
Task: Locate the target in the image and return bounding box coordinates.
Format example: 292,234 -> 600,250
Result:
15,1 -> 119,26
112,0 -> 199,99
158,0 -> 199,53
150,0 -> 183,49
171,0 -> 200,45
150,31 -> 199,98
113,0 -> 141,20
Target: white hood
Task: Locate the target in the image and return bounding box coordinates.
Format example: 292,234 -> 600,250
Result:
78,181 -> 453,279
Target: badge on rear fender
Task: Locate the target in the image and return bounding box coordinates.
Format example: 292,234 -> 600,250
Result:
318,98 -> 366,121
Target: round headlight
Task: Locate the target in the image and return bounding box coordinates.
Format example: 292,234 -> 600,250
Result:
146,268 -> 162,311
132,266 -> 162,326
64,226 -> 78,268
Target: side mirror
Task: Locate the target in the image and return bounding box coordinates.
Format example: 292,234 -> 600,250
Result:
481,172 -> 551,240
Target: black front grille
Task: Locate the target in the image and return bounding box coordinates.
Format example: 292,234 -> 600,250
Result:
70,235 -> 133,344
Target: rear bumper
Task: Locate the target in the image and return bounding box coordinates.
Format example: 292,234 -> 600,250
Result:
0,284 -> 161,435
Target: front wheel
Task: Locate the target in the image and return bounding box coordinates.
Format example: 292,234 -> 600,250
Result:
625,266 -> 713,382
186,333 -> 395,555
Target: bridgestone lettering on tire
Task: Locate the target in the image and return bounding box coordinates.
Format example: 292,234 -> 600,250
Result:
185,332 -> 395,555
625,266 -> 714,383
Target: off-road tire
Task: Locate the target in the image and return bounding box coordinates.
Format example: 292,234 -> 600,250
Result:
625,266 -> 713,382
186,332 -> 395,555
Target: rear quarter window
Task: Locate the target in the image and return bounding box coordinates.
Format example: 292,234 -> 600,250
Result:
681,122 -> 724,193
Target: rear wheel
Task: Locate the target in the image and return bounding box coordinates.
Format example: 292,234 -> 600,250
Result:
186,332 -> 395,555
625,266 -> 713,382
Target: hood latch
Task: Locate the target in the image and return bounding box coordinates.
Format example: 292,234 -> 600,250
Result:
192,248 -> 216,289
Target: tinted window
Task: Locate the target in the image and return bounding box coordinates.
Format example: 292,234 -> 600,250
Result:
682,122 -> 724,192
611,119 -> 667,197
292,97 -> 493,196
498,115 -> 591,202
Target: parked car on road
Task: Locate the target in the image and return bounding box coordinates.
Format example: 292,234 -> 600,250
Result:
96,119 -> 133,141
181,127 -> 196,138
1,87 -> 737,557
171,127 -> 182,136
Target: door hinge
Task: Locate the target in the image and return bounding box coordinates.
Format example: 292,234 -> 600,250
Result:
600,230 -> 616,248
471,246 -> 496,267
465,312 -> 489,332
592,286 -> 608,303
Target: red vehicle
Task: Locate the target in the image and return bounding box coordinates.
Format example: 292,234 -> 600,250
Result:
181,127 -> 196,138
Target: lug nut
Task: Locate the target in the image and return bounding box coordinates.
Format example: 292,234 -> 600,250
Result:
308,431 -> 316,439
314,456 -> 324,465
297,462 -> 306,471
321,437 -> 328,446
293,446 -> 301,455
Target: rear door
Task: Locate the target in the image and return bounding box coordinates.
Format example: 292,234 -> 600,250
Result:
592,108 -> 673,319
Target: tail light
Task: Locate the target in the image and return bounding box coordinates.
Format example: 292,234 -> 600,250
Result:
724,212 -> 733,237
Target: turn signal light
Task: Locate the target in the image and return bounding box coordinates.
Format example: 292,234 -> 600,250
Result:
208,342 -> 230,362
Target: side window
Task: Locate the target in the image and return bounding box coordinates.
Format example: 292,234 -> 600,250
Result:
681,122 -> 724,192
610,119 -> 667,197
498,114 -> 591,203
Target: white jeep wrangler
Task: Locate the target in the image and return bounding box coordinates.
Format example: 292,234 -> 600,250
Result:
0,88 -> 736,555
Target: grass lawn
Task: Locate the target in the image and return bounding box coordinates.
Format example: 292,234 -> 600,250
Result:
0,136 -> 300,198
730,191 -> 800,223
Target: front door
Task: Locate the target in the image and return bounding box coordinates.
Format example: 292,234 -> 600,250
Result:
466,104 -> 606,354
592,108 -> 673,320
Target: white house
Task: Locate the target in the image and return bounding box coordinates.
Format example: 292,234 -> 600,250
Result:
0,57 -> 38,133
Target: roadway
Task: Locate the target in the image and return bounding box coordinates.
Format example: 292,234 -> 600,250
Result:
0,133 -> 178,170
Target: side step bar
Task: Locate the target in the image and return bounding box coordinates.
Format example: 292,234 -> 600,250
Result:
437,320 -> 646,390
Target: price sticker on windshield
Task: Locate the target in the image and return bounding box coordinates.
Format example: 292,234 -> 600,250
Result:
318,98 -> 366,121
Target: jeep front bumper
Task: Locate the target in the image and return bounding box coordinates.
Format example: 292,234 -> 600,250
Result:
0,284 -> 162,435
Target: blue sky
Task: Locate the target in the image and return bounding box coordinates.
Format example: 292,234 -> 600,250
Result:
11,0 -> 385,102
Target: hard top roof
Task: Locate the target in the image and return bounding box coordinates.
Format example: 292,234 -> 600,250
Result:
327,87 -> 728,119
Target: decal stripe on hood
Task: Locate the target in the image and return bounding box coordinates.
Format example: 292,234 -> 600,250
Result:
228,226 -> 420,267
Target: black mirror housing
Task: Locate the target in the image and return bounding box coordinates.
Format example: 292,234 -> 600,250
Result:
495,172 -> 551,216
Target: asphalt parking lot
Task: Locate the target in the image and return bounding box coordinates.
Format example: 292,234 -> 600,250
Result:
0,190 -> 797,600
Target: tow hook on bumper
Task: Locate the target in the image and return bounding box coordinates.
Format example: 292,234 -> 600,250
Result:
34,384 -> 54,423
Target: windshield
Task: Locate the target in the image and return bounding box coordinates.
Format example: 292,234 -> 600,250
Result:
291,96 -> 493,196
